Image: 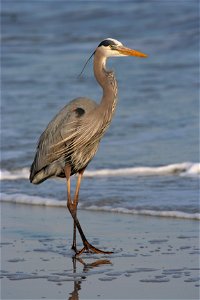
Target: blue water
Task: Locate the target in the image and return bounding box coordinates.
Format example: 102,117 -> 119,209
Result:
1,1 -> 199,218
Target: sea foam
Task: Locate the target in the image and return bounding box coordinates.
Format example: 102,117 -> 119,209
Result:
1,193 -> 199,220
0,193 -> 66,207
0,162 -> 199,181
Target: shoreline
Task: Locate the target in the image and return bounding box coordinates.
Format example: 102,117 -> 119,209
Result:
1,195 -> 199,221
1,202 -> 199,299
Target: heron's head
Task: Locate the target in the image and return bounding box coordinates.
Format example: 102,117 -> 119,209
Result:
79,38 -> 147,77
96,38 -> 147,58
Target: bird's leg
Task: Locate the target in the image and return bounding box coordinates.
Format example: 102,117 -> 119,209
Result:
71,169 -> 85,252
71,220 -> 77,252
65,165 -> 88,252
74,169 -> 113,256
65,166 -> 113,256
65,165 -> 76,249
65,165 -> 78,252
65,165 -> 71,205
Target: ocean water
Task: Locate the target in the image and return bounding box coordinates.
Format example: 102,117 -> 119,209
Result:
1,1 -> 199,219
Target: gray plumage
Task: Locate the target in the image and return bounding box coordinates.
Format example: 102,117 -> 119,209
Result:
30,51 -> 117,184
30,38 -> 147,255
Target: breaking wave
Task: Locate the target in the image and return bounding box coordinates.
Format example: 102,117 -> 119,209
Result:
1,192 -> 199,220
0,162 -> 199,181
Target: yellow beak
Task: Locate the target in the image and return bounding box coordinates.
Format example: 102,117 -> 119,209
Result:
117,46 -> 148,58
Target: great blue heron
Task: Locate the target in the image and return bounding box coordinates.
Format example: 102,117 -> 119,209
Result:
30,38 -> 147,256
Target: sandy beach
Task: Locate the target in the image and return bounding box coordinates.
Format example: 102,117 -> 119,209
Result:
1,202 -> 199,299
2,0 -> 199,299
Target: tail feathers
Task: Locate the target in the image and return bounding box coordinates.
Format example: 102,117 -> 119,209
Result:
30,162 -> 65,184
30,169 -> 48,184
30,161 -> 51,184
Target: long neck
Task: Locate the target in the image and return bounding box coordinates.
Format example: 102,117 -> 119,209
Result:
93,51 -> 118,119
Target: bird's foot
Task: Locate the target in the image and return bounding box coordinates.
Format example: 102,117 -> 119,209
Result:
75,240 -> 113,256
71,244 -> 77,253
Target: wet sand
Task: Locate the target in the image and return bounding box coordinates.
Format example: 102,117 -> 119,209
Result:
1,202 -> 199,299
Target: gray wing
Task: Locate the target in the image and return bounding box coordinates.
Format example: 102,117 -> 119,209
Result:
30,97 -> 97,184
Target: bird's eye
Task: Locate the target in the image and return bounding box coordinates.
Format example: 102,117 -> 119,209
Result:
110,44 -> 117,50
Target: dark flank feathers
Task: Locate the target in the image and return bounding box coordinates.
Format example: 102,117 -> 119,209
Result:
75,107 -> 85,117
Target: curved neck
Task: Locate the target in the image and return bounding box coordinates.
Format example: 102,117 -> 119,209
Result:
93,51 -> 118,113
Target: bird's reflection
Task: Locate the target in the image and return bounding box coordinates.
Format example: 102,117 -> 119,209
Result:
68,257 -> 111,300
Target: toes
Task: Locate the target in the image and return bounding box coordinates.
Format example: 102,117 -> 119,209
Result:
75,246 -> 86,256
75,241 -> 113,256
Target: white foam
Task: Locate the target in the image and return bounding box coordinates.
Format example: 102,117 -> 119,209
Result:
0,162 -> 199,181
0,168 -> 30,180
1,193 -> 199,220
84,162 -> 200,177
181,163 -> 200,176
85,205 -> 200,220
0,193 -> 66,207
